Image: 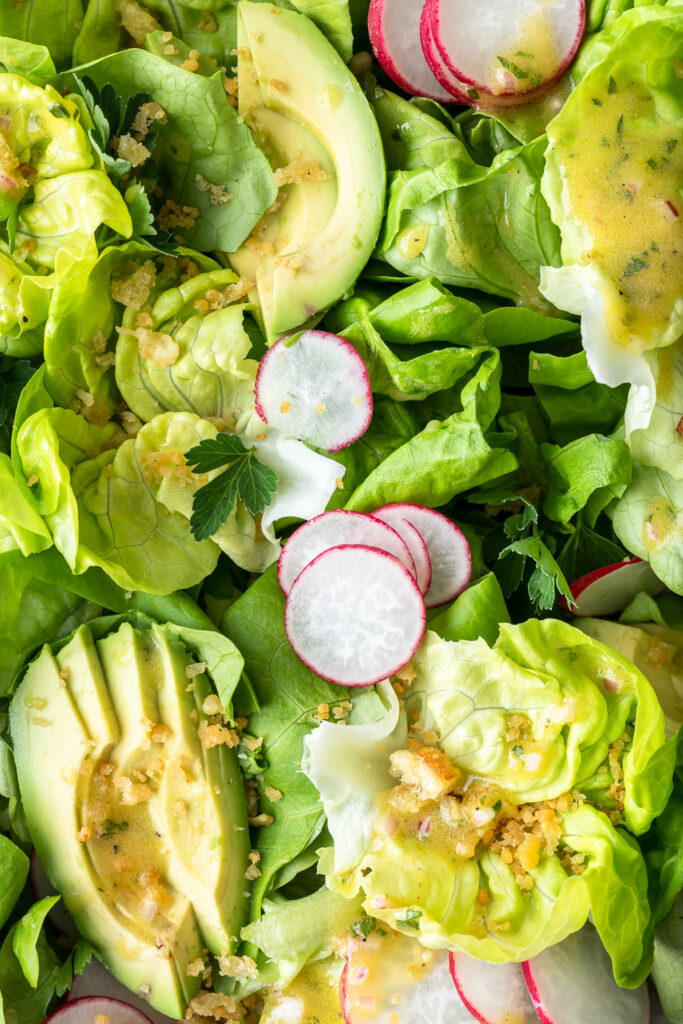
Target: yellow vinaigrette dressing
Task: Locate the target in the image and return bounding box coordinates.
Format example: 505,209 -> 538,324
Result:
489,5 -> 560,94
557,69 -> 682,348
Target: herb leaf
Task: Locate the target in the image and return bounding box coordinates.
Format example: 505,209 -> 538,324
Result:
185,434 -> 278,542
497,55 -> 529,80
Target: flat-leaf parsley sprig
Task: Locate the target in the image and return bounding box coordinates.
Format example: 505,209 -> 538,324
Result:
185,434 -> 278,542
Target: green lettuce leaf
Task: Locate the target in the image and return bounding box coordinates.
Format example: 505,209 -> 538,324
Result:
376,136 -> 562,309
0,37 -> 55,87
69,48 -> 277,252
529,349 -> 628,446
652,891 -> 683,1023
0,927 -> 61,1024
0,1 -> 83,70
0,249 -> 52,358
428,571 -> 511,646
0,834 -> 29,930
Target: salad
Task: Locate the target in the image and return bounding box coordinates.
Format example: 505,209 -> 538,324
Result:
0,0 -> 681,1022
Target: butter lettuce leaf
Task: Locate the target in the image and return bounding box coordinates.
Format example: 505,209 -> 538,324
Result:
610,462 -> 683,594
0,1 -> 83,70
653,891 -> 683,1023
0,37 -> 55,87
0,834 -> 29,930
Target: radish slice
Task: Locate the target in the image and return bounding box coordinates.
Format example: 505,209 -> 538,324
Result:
371,509 -> 432,596
449,952 -> 538,1024
29,851 -> 79,942
48,998 -> 152,1024
426,0 -> 585,104
278,509 -> 416,595
254,330 -> 372,453
523,926 -> 650,1024
341,933 -> 477,1023
374,504 -> 471,608
368,0 -> 454,103
284,544 -> 426,686
560,558 -> 664,617
67,961 -> 180,1024
419,5 -> 472,103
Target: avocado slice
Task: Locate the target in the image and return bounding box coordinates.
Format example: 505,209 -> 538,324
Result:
10,637 -> 198,1019
11,622 -> 251,1019
150,623 -> 250,955
229,2 -> 385,341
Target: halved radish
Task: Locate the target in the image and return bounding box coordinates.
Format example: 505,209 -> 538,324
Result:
284,545 -> 426,686
30,851 -> 78,942
371,509 -> 432,596
48,998 -> 152,1024
449,952 -> 538,1024
374,504 -> 471,608
254,330 -> 372,453
560,558 -> 664,617
522,926 -> 650,1024
425,0 -> 585,106
368,0 -> 454,103
278,509 -> 416,595
341,931 -> 477,1023
67,960 -> 180,1024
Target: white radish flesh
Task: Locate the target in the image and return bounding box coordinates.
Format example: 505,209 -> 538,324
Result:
371,508 -> 432,596
255,330 -> 372,453
427,0 -> 585,103
368,0 -> 454,102
342,932 -> 478,1024
284,544 -> 426,686
66,961 -> 180,1024
561,558 -> 664,617
449,952 -> 538,1024
374,504 -> 471,608
420,5 -> 471,103
523,925 -> 650,1024
48,998 -> 152,1024
278,509 -> 416,594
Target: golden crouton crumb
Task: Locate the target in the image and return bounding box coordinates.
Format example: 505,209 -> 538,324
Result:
477,888 -> 491,905
115,775 -> 153,806
164,44 -> 179,56
110,260 -> 157,310
314,703 -> 330,722
202,694 -> 223,716
186,958 -> 206,978
131,101 -> 166,137
248,813 -> 274,827
94,352 -> 116,371
187,992 -> 241,1021
390,746 -> 465,802
198,720 -> 239,750
216,953 -> 258,981
332,701 -> 352,721
265,786 -> 283,802
151,723 -> 172,745
98,762 -> 115,777
245,850 -> 261,880
158,199 -> 199,232
59,667 -> 71,680
77,827 -> 90,842
199,11 -> 218,32
182,49 -> 201,72
186,661 -> 208,679
272,160 -> 330,187
195,174 -> 233,206
114,134 -> 151,167
114,0 -> 161,46
336,477 -> 345,489
243,736 -> 263,752
116,325 -> 179,367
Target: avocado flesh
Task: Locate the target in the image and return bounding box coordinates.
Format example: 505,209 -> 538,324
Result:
10,640 -> 194,1020
11,623 -> 251,1019
150,624 -> 250,955
229,2 -> 385,341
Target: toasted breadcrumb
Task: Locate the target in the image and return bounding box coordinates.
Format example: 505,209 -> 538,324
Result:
182,49 -> 201,72
110,260 -> 156,310
131,101 -> 166,137
186,958 -> 206,978
114,134 -> 151,167
314,703 -> 330,722
265,786 -> 283,802
245,850 -> 261,880
198,720 -> 239,750
216,954 -> 258,981
195,174 -> 233,206
272,160 -> 330,187
186,661 -> 208,679
115,775 -> 153,806
248,813 -> 274,827
114,0 -> 160,45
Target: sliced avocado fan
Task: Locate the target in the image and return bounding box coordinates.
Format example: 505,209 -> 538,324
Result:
229,1 -> 386,342
10,622 -> 250,1020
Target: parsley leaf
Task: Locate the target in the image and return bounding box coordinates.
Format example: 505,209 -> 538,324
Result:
397,909 -> 422,930
497,55 -> 529,80
185,434 -> 278,542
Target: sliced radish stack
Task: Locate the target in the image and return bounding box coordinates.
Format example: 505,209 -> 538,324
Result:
67,960 -> 180,1024
341,933 -> 477,1023
48,998 -> 152,1024
255,330 -> 372,453
368,0 -> 454,103
523,926 -> 650,1024
560,558 -> 665,617
278,509 -> 416,594
419,8 -> 470,103
371,509 -> 432,596
423,0 -> 585,108
284,545 -> 426,687
449,953 -> 538,1024
30,851 -> 79,942
374,504 -> 471,608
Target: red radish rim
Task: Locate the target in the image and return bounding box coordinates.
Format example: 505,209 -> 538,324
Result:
419,2 -> 471,102
448,954 -> 488,1024
368,0 -> 455,102
47,998 -> 153,1024
375,503 -> 472,608
370,511 -> 433,597
254,331 -> 373,454
284,543 -> 427,688
521,962 -> 551,1024
559,557 -> 664,616
277,509 -> 417,595
426,0 -> 587,102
